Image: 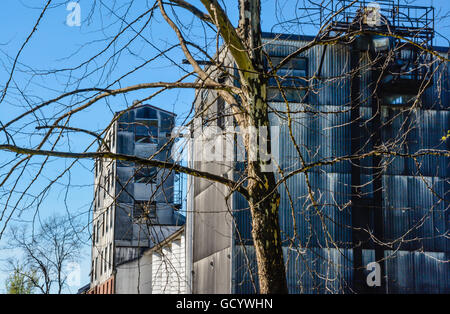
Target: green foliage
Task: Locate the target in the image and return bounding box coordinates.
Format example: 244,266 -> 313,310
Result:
5,267 -> 36,294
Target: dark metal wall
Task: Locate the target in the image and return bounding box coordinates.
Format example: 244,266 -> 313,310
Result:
190,33 -> 449,293
230,36 -> 449,293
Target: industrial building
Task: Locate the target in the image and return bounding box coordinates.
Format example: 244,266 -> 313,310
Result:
188,1 -> 449,293
89,104 -> 185,294
85,1 -> 449,294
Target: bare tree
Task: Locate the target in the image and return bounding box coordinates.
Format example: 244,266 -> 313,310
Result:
0,0 -> 448,294
5,215 -> 85,294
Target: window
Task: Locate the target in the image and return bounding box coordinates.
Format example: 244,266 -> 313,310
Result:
134,167 -> 157,184
92,224 -> 96,245
105,208 -> 109,233
267,88 -> 308,103
106,169 -> 110,194
135,120 -> 158,144
266,56 -> 308,103
104,247 -> 108,273
109,243 -> 113,269
94,257 -> 98,280
133,201 -> 157,221
102,213 -> 105,237
160,113 -> 174,132
217,75 -> 226,129
136,107 -> 157,119
217,97 -> 225,129
100,251 -> 103,275
97,221 -> 100,242
383,94 -> 414,106
200,90 -> 210,129
110,206 -> 114,228
91,261 -> 94,282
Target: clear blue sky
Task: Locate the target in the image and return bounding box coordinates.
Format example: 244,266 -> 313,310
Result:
0,0 -> 448,293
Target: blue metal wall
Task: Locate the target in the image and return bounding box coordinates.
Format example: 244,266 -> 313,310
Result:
232,36 -> 450,294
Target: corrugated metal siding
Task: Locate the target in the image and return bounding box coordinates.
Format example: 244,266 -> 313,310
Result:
383,175 -> 449,252
234,245 -> 354,294
384,250 -> 450,293
272,103 -> 352,173
151,234 -> 187,294
230,39 -> 449,294
422,53 -> 449,110
379,108 -> 449,177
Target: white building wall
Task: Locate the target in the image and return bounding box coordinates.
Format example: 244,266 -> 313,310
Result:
161,246 -> 172,293
114,230 -> 186,294
151,252 -> 163,293
151,232 -> 186,294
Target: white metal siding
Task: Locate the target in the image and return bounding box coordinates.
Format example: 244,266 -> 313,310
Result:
151,233 -> 186,294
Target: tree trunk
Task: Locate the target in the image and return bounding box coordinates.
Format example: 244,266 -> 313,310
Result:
248,160 -> 288,294
200,0 -> 289,293
239,0 -> 288,293
244,72 -> 288,293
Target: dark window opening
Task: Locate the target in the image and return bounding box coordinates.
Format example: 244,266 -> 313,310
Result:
267,88 -> 307,103
217,97 -> 225,129
100,251 -> 103,275
102,213 -> 105,236
266,56 -> 308,103
94,258 -> 98,280
105,207 -> 109,233
104,247 -> 108,273
160,113 -> 175,132
96,222 -> 100,242
92,224 -> 96,245
199,90 -> 210,129
134,167 -> 157,184
217,75 -> 226,129
110,206 -> 113,228
383,94 -> 415,106
109,243 -> 113,269
135,120 -> 158,144
136,107 -> 157,120
91,261 -> 94,282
